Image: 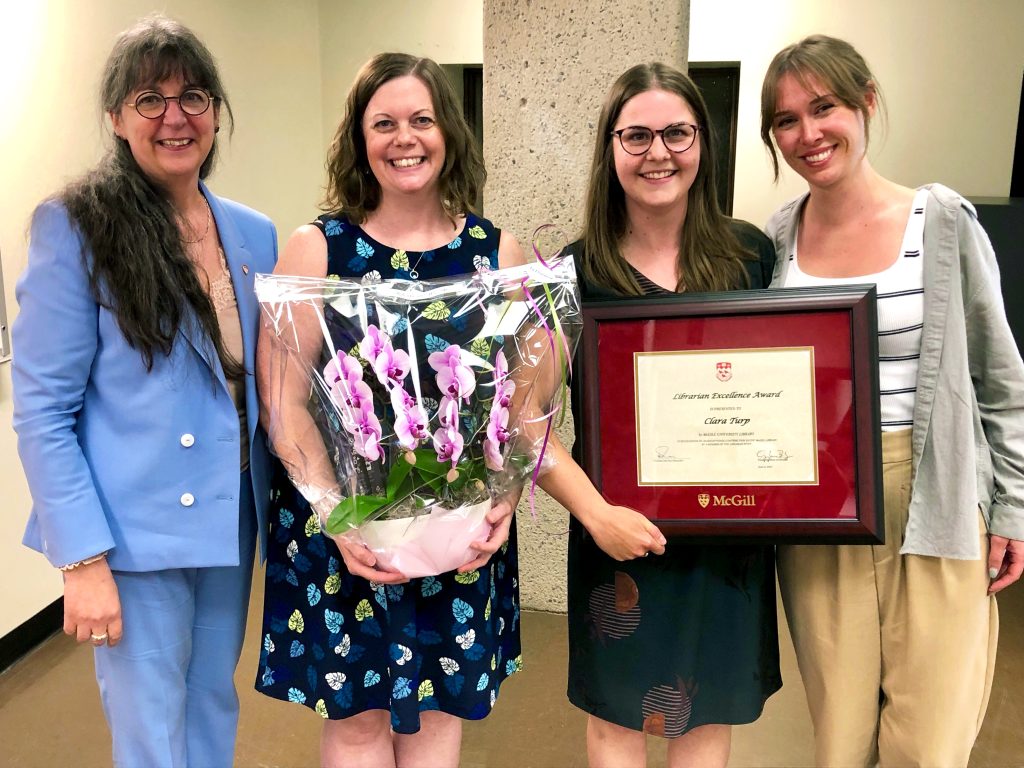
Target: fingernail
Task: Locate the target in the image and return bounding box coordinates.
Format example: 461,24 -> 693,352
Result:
989,567 -> 999,580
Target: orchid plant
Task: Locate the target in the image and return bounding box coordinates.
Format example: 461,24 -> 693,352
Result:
322,324 -> 525,535
256,255 -> 582,563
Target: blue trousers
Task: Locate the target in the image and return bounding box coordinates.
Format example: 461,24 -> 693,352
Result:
94,472 -> 256,768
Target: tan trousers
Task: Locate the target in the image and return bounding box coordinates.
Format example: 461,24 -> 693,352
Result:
778,430 -> 998,768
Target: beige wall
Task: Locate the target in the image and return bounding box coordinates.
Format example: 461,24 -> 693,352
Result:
483,0 -> 690,611
316,0 -> 483,164
689,0 -> 1024,227
0,0 -> 325,637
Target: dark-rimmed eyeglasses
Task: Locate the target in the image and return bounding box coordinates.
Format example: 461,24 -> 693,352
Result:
610,122 -> 700,155
126,88 -> 217,119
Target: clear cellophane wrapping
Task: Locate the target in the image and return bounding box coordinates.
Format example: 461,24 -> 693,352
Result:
256,257 -> 581,577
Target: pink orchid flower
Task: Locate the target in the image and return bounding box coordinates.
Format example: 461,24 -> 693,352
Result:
493,350 -> 509,384
432,396 -> 464,467
495,379 -> 516,409
437,395 -> 460,429
484,406 -> 513,471
351,409 -> 383,462
486,407 -> 513,446
485,434 -> 505,468
372,345 -> 412,389
427,345 -> 464,373
332,377 -> 374,416
323,353 -> 364,389
433,352 -> 476,402
432,424 -> 464,468
359,324 -> 389,366
391,386 -> 415,410
490,350 -> 516,406
391,388 -> 429,450
483,435 -> 504,471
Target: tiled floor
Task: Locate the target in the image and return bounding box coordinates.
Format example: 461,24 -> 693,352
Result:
2,576 -> 1022,767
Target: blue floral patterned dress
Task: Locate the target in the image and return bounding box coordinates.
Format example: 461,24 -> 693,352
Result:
256,213 -> 522,733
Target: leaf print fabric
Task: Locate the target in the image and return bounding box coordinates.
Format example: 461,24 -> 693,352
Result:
424,334 -> 449,354
256,212 -> 521,734
390,250 -> 410,271
422,301 -> 451,321
325,609 -> 344,633
452,599 -> 475,623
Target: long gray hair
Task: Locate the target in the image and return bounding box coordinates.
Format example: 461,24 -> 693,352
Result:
54,14 -> 242,376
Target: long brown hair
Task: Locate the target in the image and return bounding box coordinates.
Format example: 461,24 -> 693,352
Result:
580,62 -> 752,295
322,53 -> 483,222
760,35 -> 885,182
55,14 -> 242,378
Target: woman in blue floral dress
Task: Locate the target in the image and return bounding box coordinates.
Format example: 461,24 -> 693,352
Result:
255,53 -> 525,768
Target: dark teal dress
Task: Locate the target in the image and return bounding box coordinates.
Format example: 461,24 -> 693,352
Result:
567,221 -> 782,737
256,213 -> 522,733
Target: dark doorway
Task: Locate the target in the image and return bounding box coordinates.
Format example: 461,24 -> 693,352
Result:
1011,70 -> 1023,198
462,65 -> 484,152
442,64 -> 484,212
690,62 -> 740,216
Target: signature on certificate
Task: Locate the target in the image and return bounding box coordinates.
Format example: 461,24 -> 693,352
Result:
757,449 -> 792,462
654,445 -> 686,462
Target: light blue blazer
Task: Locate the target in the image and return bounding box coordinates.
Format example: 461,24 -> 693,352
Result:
14,184 -> 277,571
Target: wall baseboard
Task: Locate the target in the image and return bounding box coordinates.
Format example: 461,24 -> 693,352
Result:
0,598 -> 63,674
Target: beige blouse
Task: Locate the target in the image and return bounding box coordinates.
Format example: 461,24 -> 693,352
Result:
208,246 -> 250,470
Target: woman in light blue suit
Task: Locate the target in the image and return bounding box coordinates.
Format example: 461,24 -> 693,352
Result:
12,15 -> 275,768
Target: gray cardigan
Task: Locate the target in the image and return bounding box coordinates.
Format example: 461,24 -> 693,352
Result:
766,184 -> 1024,559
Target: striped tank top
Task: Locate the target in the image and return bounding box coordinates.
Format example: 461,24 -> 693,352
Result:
782,188 -> 927,430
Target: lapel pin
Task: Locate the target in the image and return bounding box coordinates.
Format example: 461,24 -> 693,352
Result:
242,264 -> 250,275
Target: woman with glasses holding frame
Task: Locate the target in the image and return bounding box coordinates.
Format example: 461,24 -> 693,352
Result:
12,15 -> 276,767
761,35 -> 1024,767
535,63 -> 781,768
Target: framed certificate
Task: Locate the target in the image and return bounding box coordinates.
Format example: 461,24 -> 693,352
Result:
579,286 -> 884,543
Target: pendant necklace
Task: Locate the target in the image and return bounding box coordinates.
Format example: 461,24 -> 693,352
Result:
408,250 -> 428,280
180,198 -> 212,245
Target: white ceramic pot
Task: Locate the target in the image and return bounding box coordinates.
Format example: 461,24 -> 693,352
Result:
359,498 -> 492,578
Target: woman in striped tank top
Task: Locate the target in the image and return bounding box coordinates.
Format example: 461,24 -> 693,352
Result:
760,35 -> 1024,767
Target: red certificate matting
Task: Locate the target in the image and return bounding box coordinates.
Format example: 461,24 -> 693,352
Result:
580,286 -> 884,543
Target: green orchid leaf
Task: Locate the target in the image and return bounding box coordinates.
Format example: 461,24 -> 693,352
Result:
468,459 -> 488,483
325,494 -> 388,534
413,448 -> 449,478
386,457 -> 414,500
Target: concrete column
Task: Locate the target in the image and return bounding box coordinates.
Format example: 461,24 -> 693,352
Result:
483,1 -> 690,611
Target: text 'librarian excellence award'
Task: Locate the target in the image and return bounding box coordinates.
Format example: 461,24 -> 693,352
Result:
580,286 -> 884,542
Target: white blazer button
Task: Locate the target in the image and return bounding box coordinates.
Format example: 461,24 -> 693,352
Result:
180,493 -> 195,507
180,433 -> 195,447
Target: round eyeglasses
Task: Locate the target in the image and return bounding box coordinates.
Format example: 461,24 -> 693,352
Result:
610,122 -> 700,155
126,88 -> 217,119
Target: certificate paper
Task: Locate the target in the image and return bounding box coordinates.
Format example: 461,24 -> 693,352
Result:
634,347 -> 818,485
